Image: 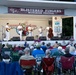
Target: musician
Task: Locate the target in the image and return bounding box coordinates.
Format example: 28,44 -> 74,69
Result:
17,23 -> 23,40
28,25 -> 33,36
38,26 -> 43,37
4,23 -> 11,41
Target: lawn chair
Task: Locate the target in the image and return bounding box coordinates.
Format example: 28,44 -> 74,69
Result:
60,56 -> 75,75
20,59 -> 36,75
42,57 -> 55,75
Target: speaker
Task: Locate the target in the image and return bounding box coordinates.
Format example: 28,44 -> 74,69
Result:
39,36 -> 46,41
26,36 -> 34,41
51,37 -> 61,40
10,37 -> 20,41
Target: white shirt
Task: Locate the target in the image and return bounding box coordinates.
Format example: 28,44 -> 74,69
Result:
5,25 -> 10,28
17,25 -> 22,30
28,26 -> 32,32
46,27 -> 49,30
39,28 -> 42,33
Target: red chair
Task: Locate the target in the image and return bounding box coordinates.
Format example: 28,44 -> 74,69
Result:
60,56 -> 75,75
20,59 -> 36,67
42,57 -> 55,75
20,59 -> 36,75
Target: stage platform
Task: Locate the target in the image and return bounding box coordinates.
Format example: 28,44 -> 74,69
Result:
1,40 -> 71,46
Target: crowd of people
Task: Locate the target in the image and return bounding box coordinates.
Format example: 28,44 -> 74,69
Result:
0,40 -> 76,75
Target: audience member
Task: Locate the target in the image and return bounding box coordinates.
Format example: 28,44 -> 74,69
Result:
2,54 -> 11,63
69,46 -> 76,55
45,49 -> 51,58
50,43 -> 59,56
32,44 -> 44,57
19,47 -> 35,75
41,42 -> 47,52
64,47 -> 73,57
32,44 -> 44,75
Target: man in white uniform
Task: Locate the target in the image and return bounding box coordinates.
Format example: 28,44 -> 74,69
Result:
4,23 -> 10,41
38,26 -> 43,37
28,26 -> 33,36
17,23 -> 23,41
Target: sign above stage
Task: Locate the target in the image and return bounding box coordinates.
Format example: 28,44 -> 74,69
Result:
8,7 -> 64,15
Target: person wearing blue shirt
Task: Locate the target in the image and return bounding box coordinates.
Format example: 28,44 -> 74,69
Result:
32,45 -> 45,57
32,45 -> 45,75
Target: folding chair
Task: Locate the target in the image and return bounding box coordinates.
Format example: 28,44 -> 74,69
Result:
35,54 -> 45,75
20,59 -> 36,75
60,56 -> 75,75
42,57 -> 55,75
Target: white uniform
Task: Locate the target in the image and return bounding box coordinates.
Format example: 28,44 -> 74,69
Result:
39,28 -> 43,36
46,27 -> 50,40
28,26 -> 32,36
4,25 -> 10,41
17,25 -> 23,40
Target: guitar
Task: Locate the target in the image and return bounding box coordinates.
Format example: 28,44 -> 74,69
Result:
6,28 -> 11,32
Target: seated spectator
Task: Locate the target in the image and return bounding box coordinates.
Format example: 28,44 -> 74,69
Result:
52,46 -> 64,57
14,45 -> 23,51
46,43 -> 53,49
45,49 -> 51,58
32,44 -> 44,57
64,47 -> 73,57
50,44 -> 59,56
18,50 -> 24,56
41,42 -> 47,52
19,47 -> 35,75
2,54 -> 11,63
32,44 -> 44,75
19,47 -> 35,67
69,46 -> 76,56
30,45 -> 34,55
55,46 -> 64,75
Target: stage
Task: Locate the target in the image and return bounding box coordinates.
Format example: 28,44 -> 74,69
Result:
1,40 -> 71,46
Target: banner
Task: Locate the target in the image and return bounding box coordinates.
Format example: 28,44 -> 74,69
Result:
8,7 -> 64,15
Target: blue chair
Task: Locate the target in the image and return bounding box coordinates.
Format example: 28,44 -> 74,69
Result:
0,61 -> 23,75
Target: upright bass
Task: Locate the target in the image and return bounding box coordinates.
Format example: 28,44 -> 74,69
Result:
48,27 -> 53,39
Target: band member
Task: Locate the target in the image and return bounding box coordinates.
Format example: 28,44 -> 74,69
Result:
17,23 -> 23,40
4,23 -> 11,41
28,25 -> 33,36
48,25 -> 53,40
38,26 -> 44,37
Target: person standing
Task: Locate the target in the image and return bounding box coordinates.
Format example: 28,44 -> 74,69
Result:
17,23 -> 23,41
28,25 -> 33,36
4,23 -> 11,41
38,26 -> 44,37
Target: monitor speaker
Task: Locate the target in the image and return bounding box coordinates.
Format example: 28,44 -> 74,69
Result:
51,37 -> 61,40
10,37 -> 20,41
39,36 -> 46,41
26,36 -> 34,41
